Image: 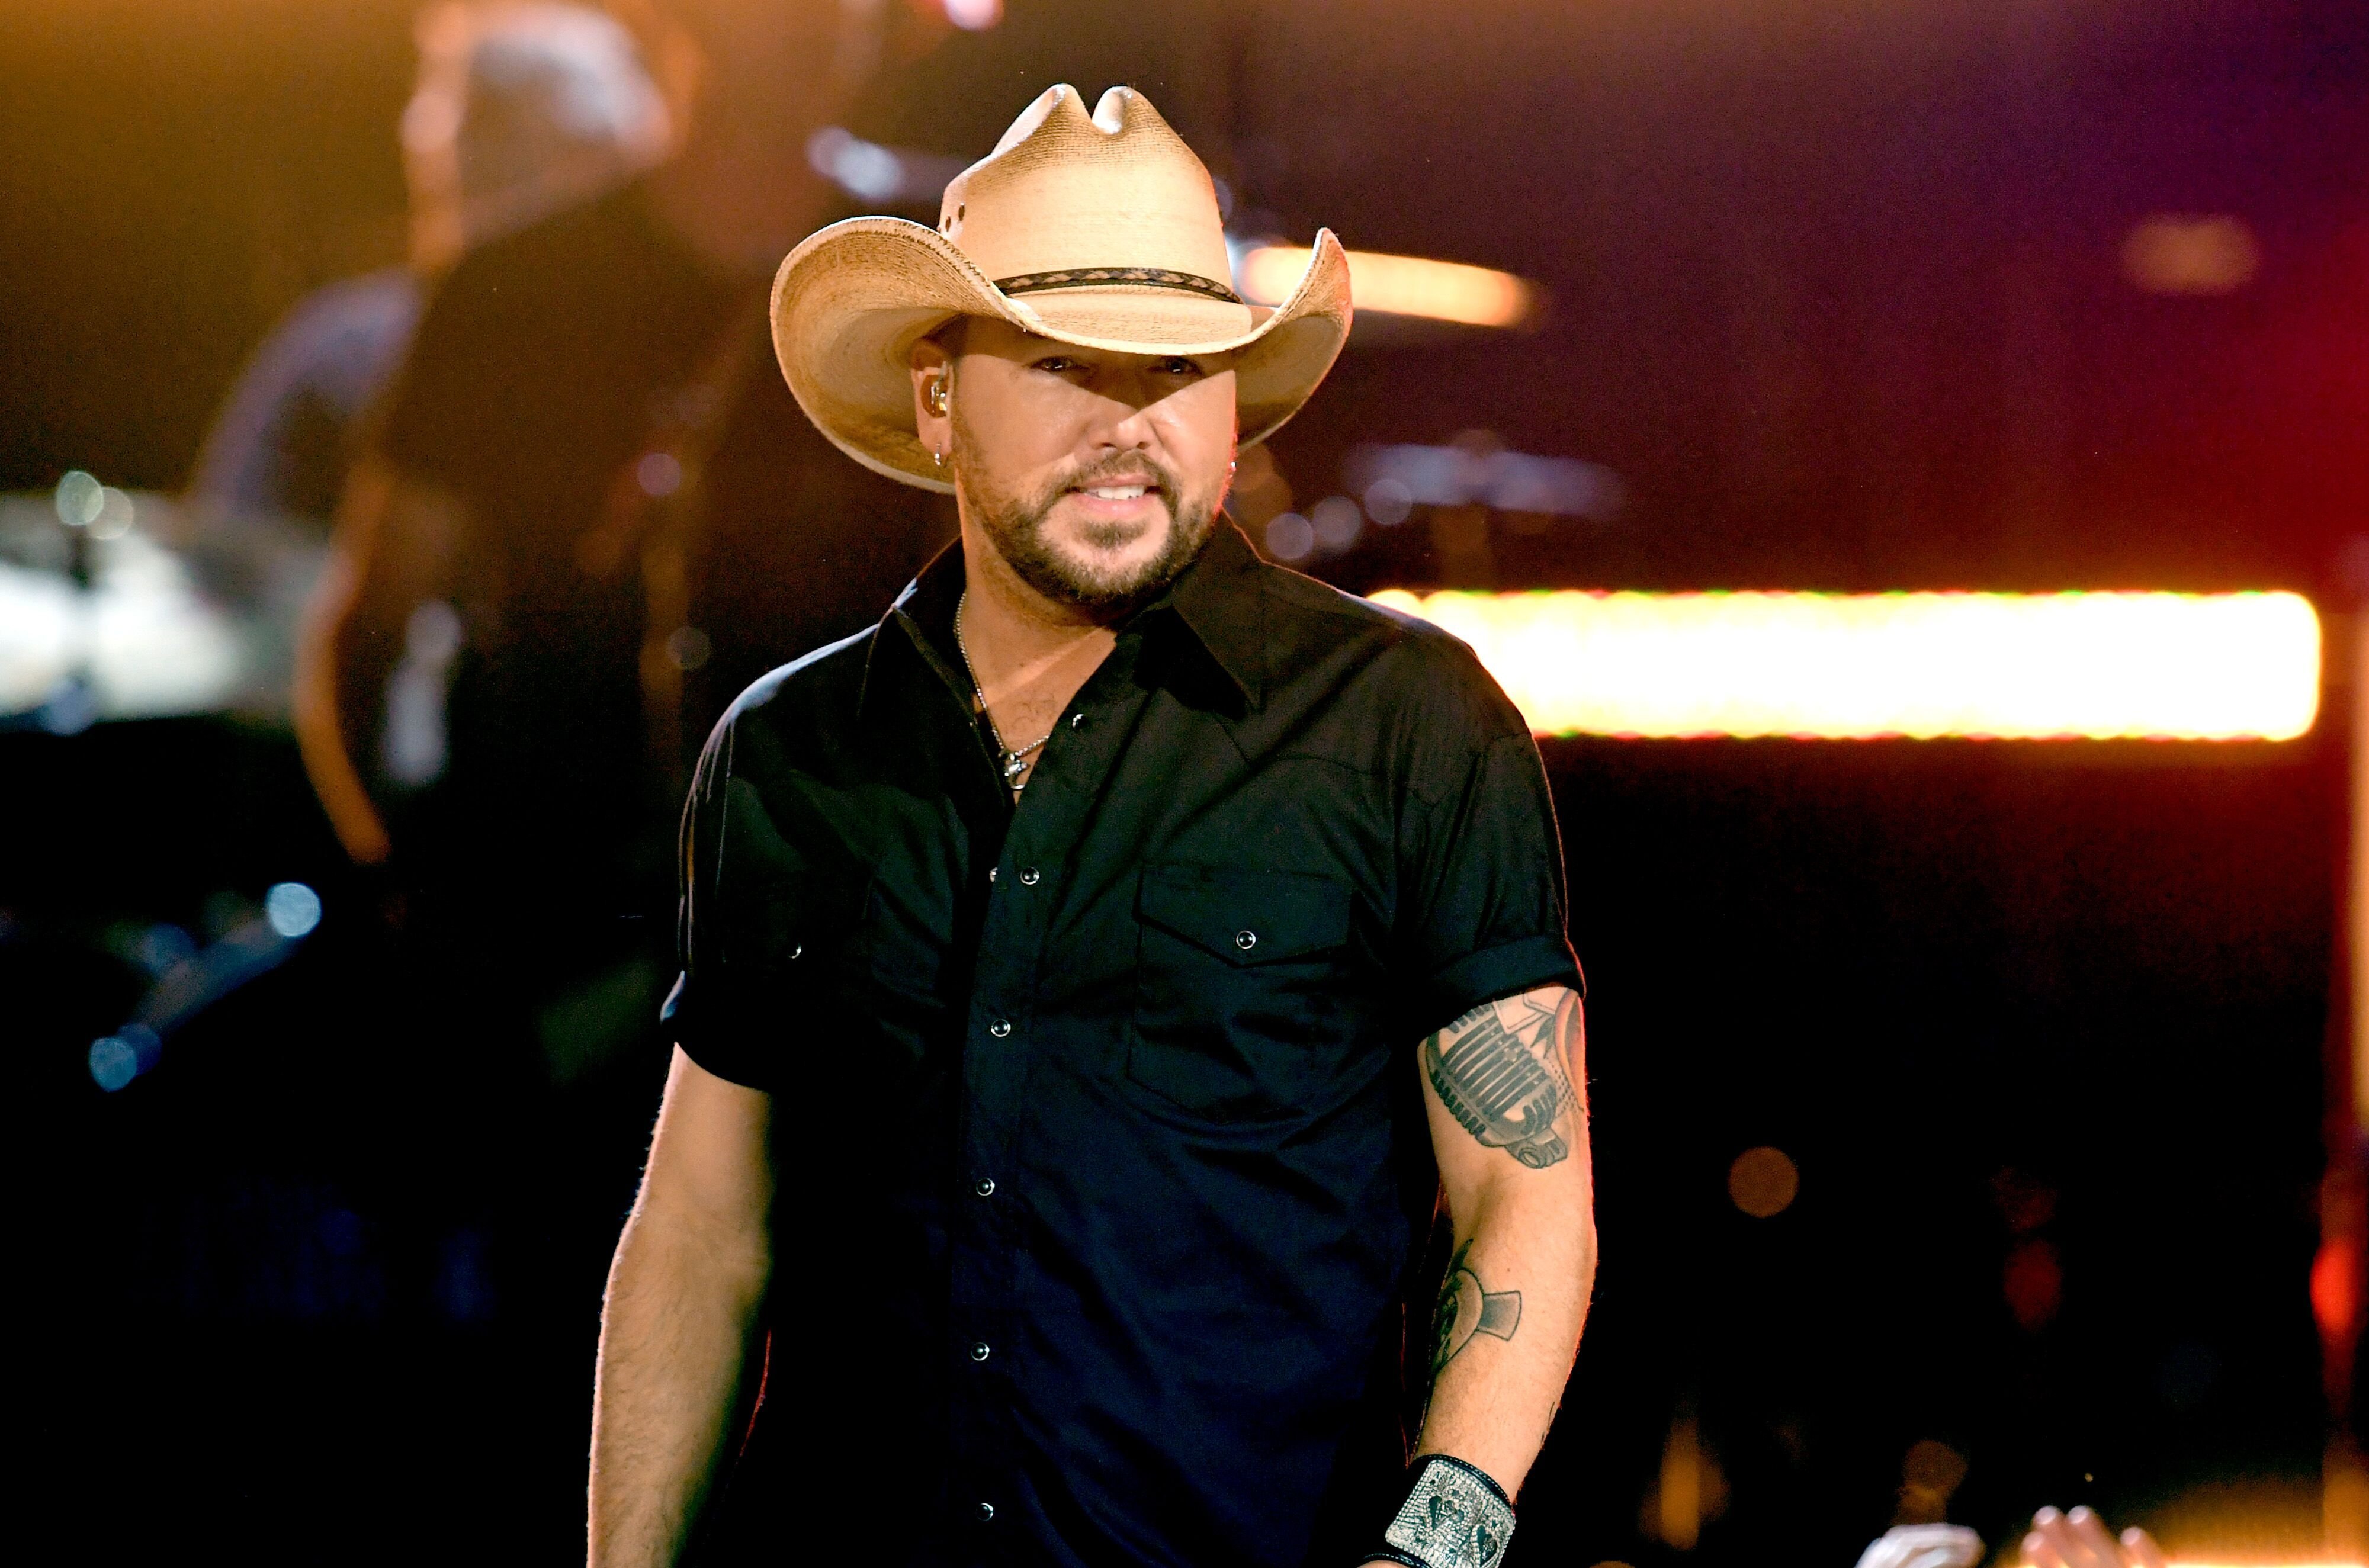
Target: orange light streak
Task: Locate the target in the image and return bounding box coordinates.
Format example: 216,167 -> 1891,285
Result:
1367,589 -> 2321,741
1240,246 -> 1541,329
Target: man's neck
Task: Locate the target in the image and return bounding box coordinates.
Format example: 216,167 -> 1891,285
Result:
956,522 -> 1121,768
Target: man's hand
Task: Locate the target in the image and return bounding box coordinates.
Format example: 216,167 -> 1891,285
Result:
2022,1505 -> 2168,1568
1856,1524 -> 1985,1568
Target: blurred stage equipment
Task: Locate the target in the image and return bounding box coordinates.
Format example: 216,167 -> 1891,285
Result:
1345,439 -> 1623,520
0,483 -> 319,732
1238,242 -> 1545,332
1369,589 -> 2321,741
87,882 -> 326,1093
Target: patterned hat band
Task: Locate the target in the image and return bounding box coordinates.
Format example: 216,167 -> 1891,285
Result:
994,266 -> 1243,306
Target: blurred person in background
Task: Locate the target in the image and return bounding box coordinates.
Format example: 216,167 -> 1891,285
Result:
186,1 -> 673,536
291,0 -> 943,1052
283,0 -> 948,1491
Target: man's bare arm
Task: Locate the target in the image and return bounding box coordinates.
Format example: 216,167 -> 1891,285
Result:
291,458 -> 463,866
589,1048 -> 774,1568
1412,984 -> 1596,1493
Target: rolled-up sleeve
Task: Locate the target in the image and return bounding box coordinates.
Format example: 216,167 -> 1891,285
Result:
663,714 -> 775,1091
1397,683 -> 1584,1037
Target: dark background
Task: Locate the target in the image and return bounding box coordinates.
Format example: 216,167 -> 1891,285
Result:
7,1 -> 2362,1563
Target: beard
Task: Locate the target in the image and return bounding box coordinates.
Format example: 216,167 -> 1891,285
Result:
952,425 -> 1228,612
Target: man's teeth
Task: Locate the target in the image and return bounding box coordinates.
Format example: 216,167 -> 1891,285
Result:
1084,486 -> 1148,500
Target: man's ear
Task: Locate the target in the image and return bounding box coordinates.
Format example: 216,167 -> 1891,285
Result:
910,335 -> 955,464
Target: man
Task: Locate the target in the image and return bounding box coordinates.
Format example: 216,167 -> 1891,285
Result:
590,85 -> 1596,1568
292,0 -> 941,1084
190,1 -> 671,534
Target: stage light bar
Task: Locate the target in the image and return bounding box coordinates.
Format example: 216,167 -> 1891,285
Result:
1239,245 -> 1542,329
1366,589 -> 2321,741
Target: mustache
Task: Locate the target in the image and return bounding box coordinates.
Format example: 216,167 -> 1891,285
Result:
1051,452 -> 1183,496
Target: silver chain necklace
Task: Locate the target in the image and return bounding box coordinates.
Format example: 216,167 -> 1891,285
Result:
955,593 -> 1054,791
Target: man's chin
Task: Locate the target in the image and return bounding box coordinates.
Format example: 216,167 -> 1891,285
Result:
1033,545 -> 1174,607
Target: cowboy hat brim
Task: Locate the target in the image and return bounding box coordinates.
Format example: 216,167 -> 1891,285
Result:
769,216 -> 1353,494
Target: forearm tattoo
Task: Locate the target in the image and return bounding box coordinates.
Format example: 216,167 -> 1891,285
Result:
1431,1239 -> 1521,1374
1421,988 -> 1580,1169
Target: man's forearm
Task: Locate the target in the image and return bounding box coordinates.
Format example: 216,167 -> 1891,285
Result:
588,1205 -> 770,1568
1412,1184 -> 1596,1490
1411,985 -> 1597,1500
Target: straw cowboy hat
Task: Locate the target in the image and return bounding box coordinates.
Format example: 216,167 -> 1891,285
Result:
769,83 -> 1352,493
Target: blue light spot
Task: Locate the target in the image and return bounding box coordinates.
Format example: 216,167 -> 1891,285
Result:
89,1036 -> 138,1091
120,1022 -> 163,1072
264,882 -> 322,939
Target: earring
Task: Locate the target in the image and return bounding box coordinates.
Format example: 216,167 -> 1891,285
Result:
933,446 -> 945,467
927,380 -> 948,415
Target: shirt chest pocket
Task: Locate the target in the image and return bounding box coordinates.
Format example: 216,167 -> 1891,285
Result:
1127,863 -> 1362,1123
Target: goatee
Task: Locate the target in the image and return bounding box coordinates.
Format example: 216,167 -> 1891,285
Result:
954,445 -> 1226,613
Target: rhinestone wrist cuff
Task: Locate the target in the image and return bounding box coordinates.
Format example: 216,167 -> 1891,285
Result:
1378,1454 -> 1515,1568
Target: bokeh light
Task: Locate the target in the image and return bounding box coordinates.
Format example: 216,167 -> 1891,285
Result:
635,451 -> 682,497
1369,589 -> 2321,741
1728,1146 -> 1799,1217
264,882 -> 323,939
943,0 -> 1003,30
1311,495 -> 1363,551
88,1035 -> 139,1091
1363,477 -> 1415,526
1265,512 -> 1315,563
54,469 -> 103,528
2123,213 -> 2261,295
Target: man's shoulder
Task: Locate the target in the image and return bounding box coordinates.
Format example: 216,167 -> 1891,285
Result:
710,622 -> 881,747
1250,558 -> 1526,740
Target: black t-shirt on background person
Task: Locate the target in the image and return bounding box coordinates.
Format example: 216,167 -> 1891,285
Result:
365,181 -> 951,957
667,521 -> 1582,1567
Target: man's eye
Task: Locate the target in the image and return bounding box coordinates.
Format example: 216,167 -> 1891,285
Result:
1033,356 -> 1080,374
1155,358 -> 1203,377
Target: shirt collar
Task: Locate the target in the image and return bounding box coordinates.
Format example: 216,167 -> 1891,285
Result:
859,519 -> 1269,716
1130,519 -> 1267,710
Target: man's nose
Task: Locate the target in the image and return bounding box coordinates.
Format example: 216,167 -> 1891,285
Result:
1082,382 -> 1163,450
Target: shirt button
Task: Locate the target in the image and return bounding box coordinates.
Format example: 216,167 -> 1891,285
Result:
977,1502 -> 996,1523
987,866 -> 997,882
1019,867 -> 1041,886
974,1177 -> 996,1197
1070,712 -> 1086,729
970,1341 -> 991,1362
1235,930 -> 1257,951
989,1018 -> 1012,1038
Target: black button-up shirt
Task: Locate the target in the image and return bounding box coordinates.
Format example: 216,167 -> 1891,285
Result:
666,521 -> 1580,1568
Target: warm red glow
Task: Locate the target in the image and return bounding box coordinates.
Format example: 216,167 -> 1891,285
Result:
1368,589 -> 2322,741
2312,1235 -> 2363,1342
